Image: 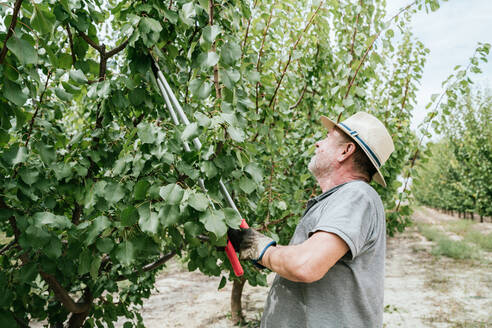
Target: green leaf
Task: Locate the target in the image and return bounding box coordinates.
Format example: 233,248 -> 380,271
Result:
0,311 -> 17,328
69,69 -> 88,84
200,209 -> 227,238
188,192 -> 209,212
184,221 -> 201,237
90,256 -> 102,280
245,163 -> 263,183
85,216 -> 111,246
55,87 -> 73,101
227,126 -> 245,142
181,122 -> 199,141
53,162 -> 72,180
218,276 -> 227,290
200,25 -> 221,44
121,206 -> 138,227
96,238 -> 114,253
198,51 -> 219,68
223,208 -> 242,228
201,161 -> 218,178
2,145 -> 27,167
139,17 -> 162,33
24,226 -> 50,247
179,2 -> 195,26
3,80 -> 28,106
189,78 -> 212,99
159,184 -> 184,205
0,129 -> 9,146
115,241 -> 134,266
138,206 -> 159,234
31,5 -> 56,34
104,183 -> 125,203
32,212 -> 72,229
19,167 -> 39,185
134,180 -> 151,201
6,36 -> 38,65
78,249 -> 91,275
19,262 -> 38,283
220,68 -> 240,90
137,123 -> 155,144
44,237 -> 62,258
158,205 -> 180,227
239,176 -> 256,194
221,42 -> 241,66
35,142 -> 56,164
163,9 -> 178,24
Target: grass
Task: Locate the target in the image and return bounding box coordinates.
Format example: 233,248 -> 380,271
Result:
417,223 -> 480,260
431,238 -> 479,260
465,231 -> 492,252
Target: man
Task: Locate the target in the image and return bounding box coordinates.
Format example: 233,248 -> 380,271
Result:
228,112 -> 395,327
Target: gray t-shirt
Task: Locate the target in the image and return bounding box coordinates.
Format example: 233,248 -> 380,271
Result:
261,180 -> 386,328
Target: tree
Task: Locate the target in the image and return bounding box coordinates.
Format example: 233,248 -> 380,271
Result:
413,87 -> 492,220
0,0 -> 447,326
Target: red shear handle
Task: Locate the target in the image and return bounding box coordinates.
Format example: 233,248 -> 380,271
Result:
226,219 -> 249,276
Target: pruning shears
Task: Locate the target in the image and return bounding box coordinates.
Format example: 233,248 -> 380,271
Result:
150,58 -> 248,276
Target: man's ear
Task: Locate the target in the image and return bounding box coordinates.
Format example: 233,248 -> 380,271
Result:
339,142 -> 357,162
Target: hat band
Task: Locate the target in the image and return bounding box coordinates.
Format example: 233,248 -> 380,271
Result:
339,122 -> 381,168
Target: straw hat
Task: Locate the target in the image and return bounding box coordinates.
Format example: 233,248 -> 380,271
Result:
320,112 -> 395,187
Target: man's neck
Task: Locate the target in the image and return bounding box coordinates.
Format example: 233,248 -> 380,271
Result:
315,170 -> 368,193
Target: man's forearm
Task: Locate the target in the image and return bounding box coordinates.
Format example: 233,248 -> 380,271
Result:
259,244 -> 314,282
258,231 -> 349,283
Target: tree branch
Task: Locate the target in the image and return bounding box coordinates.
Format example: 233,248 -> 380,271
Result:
240,0 -> 258,60
116,251 -> 176,281
268,0 -> 324,108
25,70 -> 52,147
78,31 -> 103,53
66,25 -> 76,65
401,76 -> 410,112
255,2 -> 275,113
106,39 -> 130,58
289,82 -> 308,110
39,271 -> 92,314
209,0 -> 221,100
0,240 -> 16,255
344,1 -> 417,99
0,0 -> 23,64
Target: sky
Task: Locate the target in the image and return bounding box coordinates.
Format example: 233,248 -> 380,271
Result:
385,0 -> 492,133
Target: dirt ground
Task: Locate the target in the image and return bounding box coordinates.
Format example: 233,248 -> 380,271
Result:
115,207 -> 491,328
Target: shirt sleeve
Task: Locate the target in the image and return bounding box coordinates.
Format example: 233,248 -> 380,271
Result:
309,185 -> 375,259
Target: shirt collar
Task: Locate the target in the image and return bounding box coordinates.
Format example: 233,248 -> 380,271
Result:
305,181 -> 362,213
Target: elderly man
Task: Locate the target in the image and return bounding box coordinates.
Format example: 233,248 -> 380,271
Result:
228,112 -> 395,328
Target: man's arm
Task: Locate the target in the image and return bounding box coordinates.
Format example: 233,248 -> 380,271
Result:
259,231 -> 349,283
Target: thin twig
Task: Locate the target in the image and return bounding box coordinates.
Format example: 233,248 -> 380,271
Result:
25,70 -> 52,147
209,0 -> 221,100
116,251 -> 176,281
0,0 -> 23,64
241,0 -> 258,60
66,25 -> 76,65
289,83 -> 308,110
344,1 -> 417,99
268,0 -> 324,108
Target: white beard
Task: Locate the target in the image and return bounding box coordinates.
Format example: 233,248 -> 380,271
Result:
308,154 -> 318,174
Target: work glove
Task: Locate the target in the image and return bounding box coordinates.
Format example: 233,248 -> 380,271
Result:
227,228 -> 276,267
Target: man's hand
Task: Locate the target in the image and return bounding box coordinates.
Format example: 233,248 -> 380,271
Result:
227,228 -> 276,262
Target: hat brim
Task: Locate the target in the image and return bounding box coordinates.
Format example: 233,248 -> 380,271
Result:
320,115 -> 387,187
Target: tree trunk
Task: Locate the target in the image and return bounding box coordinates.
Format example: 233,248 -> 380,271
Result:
480,215 -> 483,223
231,277 -> 246,325
68,310 -> 90,328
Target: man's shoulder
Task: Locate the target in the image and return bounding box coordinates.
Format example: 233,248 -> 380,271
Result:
336,180 -> 379,196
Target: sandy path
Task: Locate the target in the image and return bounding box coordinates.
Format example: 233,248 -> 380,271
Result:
119,207 -> 492,327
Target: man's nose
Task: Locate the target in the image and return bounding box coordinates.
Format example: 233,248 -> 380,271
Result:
315,141 -> 320,148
